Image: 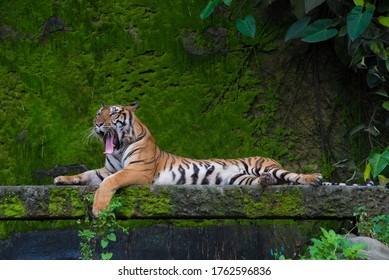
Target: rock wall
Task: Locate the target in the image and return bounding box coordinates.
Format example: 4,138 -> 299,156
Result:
1,185 -> 388,219
0,0 -> 367,186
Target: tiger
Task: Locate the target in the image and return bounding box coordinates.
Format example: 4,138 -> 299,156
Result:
54,102 -> 323,216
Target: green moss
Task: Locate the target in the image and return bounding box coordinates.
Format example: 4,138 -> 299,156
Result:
169,219 -> 231,227
242,188 -> 304,218
168,219 -> 304,227
0,220 -> 78,240
0,217 -> 351,241
119,219 -> 349,235
48,188 -> 86,216
116,186 -> 172,217
118,219 -> 161,229
321,152 -> 335,180
0,194 -> 26,218
0,0 -> 300,186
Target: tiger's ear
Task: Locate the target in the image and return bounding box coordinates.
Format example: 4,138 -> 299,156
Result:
128,101 -> 139,113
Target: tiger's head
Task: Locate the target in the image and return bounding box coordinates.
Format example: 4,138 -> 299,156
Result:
94,102 -> 139,154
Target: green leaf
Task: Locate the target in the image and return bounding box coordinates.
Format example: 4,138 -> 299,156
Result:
369,149 -> 389,178
349,123 -> 366,137
320,227 -> 330,238
383,101 -> 389,111
101,252 -> 113,260
378,16 -> 389,27
236,15 -> 256,38
373,89 -> 388,98
290,0 -> 305,18
78,229 -> 96,241
353,0 -> 364,6
302,19 -> 338,43
378,175 -> 389,186
200,0 -> 220,20
285,16 -> 311,42
365,3 -> 375,10
223,0 -> 232,6
305,0 -> 325,14
349,243 -> 368,251
386,59 -> 389,73
107,232 -> 117,242
328,229 -> 337,239
338,25 -> 348,37
369,148 -> 381,159
366,73 -> 380,88
373,223 -> 382,232
347,6 -> 374,41
364,163 -> 371,181
370,40 -> 381,54
370,40 -> 388,60
367,67 -> 385,88
101,239 -> 109,249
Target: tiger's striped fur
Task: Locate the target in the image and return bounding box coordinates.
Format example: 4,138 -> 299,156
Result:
54,102 -> 322,216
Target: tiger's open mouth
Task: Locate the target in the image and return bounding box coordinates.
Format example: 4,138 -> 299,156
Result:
102,131 -> 120,154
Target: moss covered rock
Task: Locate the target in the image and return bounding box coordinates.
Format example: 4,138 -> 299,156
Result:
0,0 -> 348,186
2,185 -> 387,219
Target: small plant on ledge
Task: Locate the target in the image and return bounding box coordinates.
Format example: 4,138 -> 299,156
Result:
78,197 -> 128,260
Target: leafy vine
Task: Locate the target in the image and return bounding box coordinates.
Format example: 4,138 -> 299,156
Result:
78,197 -> 128,260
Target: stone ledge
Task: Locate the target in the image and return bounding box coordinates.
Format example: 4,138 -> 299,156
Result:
0,185 -> 388,219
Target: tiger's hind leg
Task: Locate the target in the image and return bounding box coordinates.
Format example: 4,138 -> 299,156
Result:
270,168 -> 323,187
298,173 -> 323,187
257,172 -> 277,185
229,170 -> 322,187
229,172 -> 277,186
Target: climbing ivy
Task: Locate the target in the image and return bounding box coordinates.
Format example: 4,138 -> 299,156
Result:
78,197 -> 127,260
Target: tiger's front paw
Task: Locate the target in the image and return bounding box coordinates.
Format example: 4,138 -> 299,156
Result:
53,175 -> 81,185
92,197 -> 110,216
92,187 -> 113,216
92,202 -> 104,217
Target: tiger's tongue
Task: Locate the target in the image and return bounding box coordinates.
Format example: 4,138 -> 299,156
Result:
104,135 -> 115,154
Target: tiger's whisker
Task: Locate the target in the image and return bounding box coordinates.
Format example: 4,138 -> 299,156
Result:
81,128 -> 98,146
